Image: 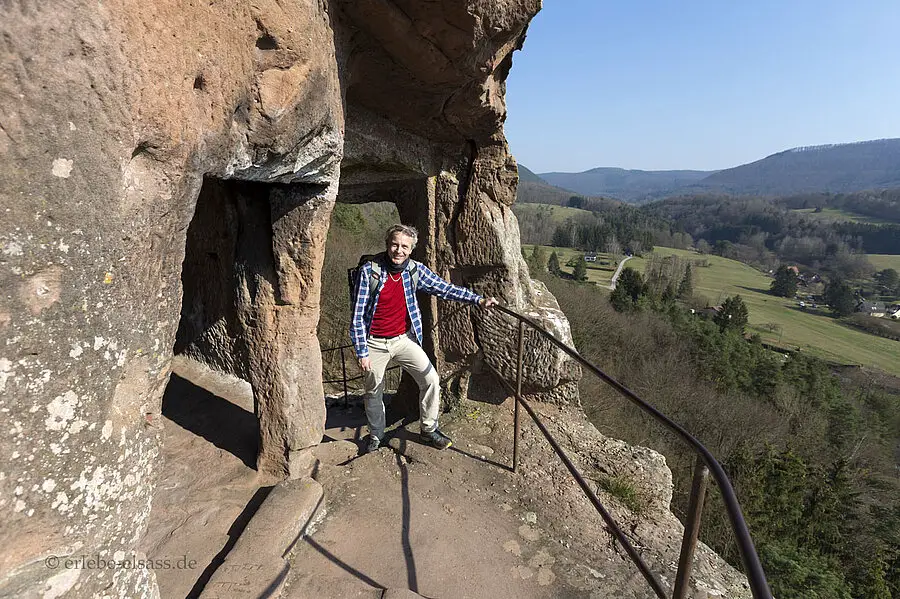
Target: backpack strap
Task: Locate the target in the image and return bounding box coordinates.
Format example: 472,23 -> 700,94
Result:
409,261 -> 419,289
367,260 -> 382,296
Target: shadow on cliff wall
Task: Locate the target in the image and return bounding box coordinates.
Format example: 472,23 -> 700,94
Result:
161,373 -> 258,469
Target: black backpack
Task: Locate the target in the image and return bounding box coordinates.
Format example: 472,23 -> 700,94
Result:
348,254 -> 419,309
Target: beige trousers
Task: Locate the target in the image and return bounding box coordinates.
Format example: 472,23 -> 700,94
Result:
363,333 -> 441,438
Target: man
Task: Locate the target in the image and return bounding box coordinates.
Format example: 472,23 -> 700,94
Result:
350,224 -> 498,453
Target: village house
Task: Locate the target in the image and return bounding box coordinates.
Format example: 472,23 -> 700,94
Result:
857,300 -> 887,318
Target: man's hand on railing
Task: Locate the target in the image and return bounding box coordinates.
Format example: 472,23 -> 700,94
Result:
479,297 -> 499,309
359,357 -> 372,372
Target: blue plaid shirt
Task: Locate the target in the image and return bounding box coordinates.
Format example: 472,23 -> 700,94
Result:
350,258 -> 483,359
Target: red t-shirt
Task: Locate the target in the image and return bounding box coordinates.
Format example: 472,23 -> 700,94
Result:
369,273 -> 411,337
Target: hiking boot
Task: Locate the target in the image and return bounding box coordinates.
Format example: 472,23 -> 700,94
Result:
365,434 -> 381,453
420,429 -> 453,450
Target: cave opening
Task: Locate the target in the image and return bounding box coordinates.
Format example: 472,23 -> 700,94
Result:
320,178 -> 439,429
165,176 -> 266,470
146,173 -> 336,594
319,200 -> 402,409
143,177 -> 274,597
160,174 -> 332,475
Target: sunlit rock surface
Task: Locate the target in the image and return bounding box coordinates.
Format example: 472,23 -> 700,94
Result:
0,1 -> 588,596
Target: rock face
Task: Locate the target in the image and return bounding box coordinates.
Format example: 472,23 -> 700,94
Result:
516,402 -> 754,599
0,1 -> 580,597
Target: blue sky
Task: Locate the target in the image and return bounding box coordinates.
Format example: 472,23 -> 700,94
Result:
504,0 -> 900,173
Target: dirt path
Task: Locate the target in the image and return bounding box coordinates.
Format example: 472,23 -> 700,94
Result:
140,363 -> 748,599
141,370 -> 659,598
287,438 -> 561,597
608,256 -> 633,290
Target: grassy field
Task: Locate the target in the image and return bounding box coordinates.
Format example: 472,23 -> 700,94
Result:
513,203 -> 594,224
792,207 -> 895,225
523,245 -> 621,287
522,243 -> 900,374
867,254 -> 900,272
626,247 -> 900,374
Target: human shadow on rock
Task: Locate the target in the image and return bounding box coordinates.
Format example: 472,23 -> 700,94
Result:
162,373 -> 258,470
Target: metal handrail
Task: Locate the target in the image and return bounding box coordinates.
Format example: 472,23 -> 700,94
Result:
320,343 -> 401,404
492,305 -> 772,599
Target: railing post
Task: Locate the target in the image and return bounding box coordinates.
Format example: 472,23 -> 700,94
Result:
513,320 -> 524,473
340,347 -> 349,408
673,456 -> 710,599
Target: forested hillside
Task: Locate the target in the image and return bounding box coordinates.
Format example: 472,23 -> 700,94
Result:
538,166 -> 712,202
700,139 -> 900,196
641,192 -> 900,278
517,163 -> 549,184
513,198 -> 690,254
534,270 -> 900,599
777,188 -> 900,224
526,138 -> 900,202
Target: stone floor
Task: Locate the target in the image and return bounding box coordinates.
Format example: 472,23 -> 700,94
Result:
141,357 -> 279,599
141,362 -> 600,599
281,409 -> 572,599
140,360 -> 746,599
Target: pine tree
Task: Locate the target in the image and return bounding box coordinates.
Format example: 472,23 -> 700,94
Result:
547,251 -> 561,276
714,295 -> 749,334
770,265 -> 799,298
573,256 -> 588,281
610,285 -> 632,312
678,264 -> 694,298
824,281 -> 856,317
529,245 -> 547,271
618,267 -> 645,304
662,283 -> 677,304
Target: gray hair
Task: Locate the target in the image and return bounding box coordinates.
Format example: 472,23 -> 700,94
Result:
384,224 -> 418,249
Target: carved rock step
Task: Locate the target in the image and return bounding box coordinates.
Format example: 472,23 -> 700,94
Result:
199,478 -> 324,599
382,589 -> 428,599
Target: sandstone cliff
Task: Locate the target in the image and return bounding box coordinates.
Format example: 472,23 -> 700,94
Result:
0,2 -> 757,598
0,1 -> 587,596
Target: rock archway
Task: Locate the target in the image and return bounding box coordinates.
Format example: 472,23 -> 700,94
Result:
0,1 -> 580,596
173,177 -> 332,477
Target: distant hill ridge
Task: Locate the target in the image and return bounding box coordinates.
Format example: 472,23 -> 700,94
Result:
539,167 -> 712,202
525,137 -> 900,203
786,138 -> 893,153
517,164 -> 549,185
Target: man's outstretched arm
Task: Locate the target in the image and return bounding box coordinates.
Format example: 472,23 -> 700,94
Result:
416,264 -> 498,308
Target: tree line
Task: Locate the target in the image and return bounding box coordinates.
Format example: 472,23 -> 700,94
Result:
641,193 -> 900,280
517,185 -> 900,291
533,269 -> 900,599
514,196 -> 692,256
778,188 -> 900,223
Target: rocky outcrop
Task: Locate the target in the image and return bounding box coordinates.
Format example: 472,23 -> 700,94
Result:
0,1 -> 583,597
510,402 -> 754,598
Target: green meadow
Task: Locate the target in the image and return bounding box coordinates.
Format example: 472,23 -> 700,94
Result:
630,247 -> 900,374
525,243 -> 900,375
791,207 -> 895,225
513,203 -> 594,224
523,244 -> 620,287
867,254 -> 900,273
